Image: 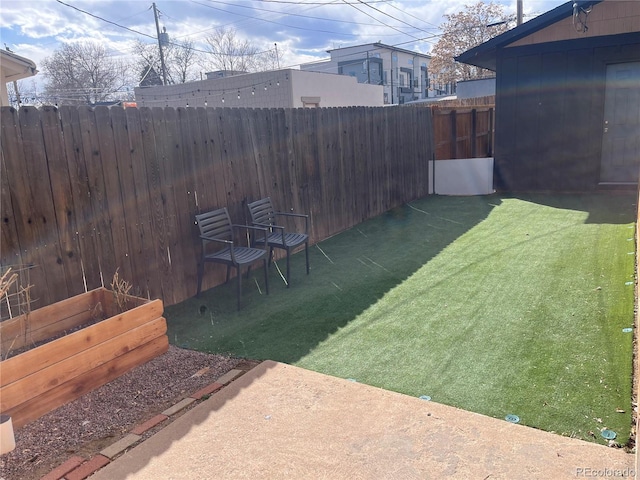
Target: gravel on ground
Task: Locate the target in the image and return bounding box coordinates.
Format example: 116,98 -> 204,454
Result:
0,345 -> 245,480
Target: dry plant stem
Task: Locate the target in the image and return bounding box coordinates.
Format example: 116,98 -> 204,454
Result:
111,269 -> 133,313
0,268 -> 18,298
18,284 -> 34,348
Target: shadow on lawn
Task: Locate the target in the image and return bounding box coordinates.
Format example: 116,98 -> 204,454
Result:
165,194 -> 500,363
165,193 -> 636,363
165,191 -> 637,365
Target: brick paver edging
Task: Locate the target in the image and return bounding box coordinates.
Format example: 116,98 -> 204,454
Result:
43,366 -> 254,480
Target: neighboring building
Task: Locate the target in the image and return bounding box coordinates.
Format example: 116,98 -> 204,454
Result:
456,77 -> 495,99
0,49 -> 38,107
135,68 -> 383,109
205,70 -> 247,79
300,43 -> 431,105
456,0 -> 640,190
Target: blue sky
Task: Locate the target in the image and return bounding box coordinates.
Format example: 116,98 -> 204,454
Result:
0,0 -> 563,87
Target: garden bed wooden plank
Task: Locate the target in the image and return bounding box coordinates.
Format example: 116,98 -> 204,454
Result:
1,317 -> 167,410
6,335 -> 169,429
0,295 -> 163,387
0,288 -> 103,354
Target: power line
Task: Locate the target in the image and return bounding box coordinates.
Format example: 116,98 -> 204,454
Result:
55,0 -> 157,40
190,0 -> 387,37
353,0 -> 435,35
194,0 -> 423,31
340,0 -> 422,41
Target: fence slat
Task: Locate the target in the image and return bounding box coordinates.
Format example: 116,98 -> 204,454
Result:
0,108 -> 25,273
17,106 -> 65,307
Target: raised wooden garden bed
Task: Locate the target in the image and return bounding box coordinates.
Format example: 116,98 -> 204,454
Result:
0,287 -> 168,429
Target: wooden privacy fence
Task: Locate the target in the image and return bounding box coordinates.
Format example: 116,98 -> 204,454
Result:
431,106 -> 495,160
1,105 -> 434,309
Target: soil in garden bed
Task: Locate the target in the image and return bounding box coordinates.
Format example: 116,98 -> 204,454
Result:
2,317 -> 104,360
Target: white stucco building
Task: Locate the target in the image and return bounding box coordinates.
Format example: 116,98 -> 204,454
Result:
134,69 -> 383,109
300,43 -> 431,105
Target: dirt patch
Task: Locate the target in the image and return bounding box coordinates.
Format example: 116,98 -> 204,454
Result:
0,345 -> 251,480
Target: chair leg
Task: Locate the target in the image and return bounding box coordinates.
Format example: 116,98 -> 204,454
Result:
263,259 -> 269,295
225,265 -> 231,283
236,266 -> 242,311
196,261 -> 204,297
305,241 -> 310,274
286,250 -> 291,288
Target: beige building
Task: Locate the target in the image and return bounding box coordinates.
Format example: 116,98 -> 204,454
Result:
134,68 -> 383,109
0,49 -> 38,107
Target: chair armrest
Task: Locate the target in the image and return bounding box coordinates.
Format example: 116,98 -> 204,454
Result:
200,235 -> 232,246
274,212 -> 309,234
200,235 -> 239,263
231,224 -> 269,251
252,222 -> 286,244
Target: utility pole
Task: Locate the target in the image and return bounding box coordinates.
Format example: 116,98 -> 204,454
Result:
274,43 -> 280,69
152,3 -> 168,85
517,0 -> 523,25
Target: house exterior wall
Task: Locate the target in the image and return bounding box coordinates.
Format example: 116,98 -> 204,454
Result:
135,69 -> 382,108
509,0 -> 640,48
300,44 -> 431,105
494,32 -> 640,191
0,50 -> 37,107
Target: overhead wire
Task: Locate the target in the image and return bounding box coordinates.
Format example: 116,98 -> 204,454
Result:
339,0 -> 422,40
191,0 -> 415,32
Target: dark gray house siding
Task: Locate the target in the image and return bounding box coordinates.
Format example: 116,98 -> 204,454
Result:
456,0 -> 640,192
494,32 -> 640,191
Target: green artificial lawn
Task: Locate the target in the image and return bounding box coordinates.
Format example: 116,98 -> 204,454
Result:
166,193 -> 636,445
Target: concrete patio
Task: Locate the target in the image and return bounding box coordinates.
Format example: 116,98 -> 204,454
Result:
87,361 -> 634,480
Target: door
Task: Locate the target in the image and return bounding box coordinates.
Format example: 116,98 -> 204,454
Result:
600,62 -> 640,184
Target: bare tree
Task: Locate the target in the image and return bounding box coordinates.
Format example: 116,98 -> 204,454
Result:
429,2 -> 513,85
7,80 -> 24,108
170,39 -> 199,83
254,43 -> 284,72
134,38 -> 199,85
203,28 -> 262,74
41,42 -> 131,105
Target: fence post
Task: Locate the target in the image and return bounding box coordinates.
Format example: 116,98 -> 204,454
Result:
450,110 -> 457,159
471,108 -> 477,158
488,107 -> 494,157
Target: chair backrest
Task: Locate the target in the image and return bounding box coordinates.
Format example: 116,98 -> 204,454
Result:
195,208 -> 233,241
248,197 -> 277,226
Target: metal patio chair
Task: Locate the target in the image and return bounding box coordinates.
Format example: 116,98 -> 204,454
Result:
195,207 -> 269,310
247,197 -> 309,287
